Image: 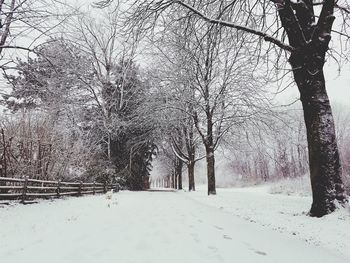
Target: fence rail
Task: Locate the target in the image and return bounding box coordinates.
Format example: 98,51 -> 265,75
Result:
0,176 -> 116,203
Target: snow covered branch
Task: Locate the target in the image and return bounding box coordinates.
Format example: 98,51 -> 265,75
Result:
174,0 -> 295,52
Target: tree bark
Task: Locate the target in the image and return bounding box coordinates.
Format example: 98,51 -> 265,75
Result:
204,108 -> 216,195
172,170 -> 175,189
206,145 -> 216,195
188,160 -> 195,191
174,168 -> 178,189
176,158 -> 183,190
290,51 -> 348,217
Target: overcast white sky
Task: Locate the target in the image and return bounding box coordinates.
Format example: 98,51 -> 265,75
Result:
1,0 -> 349,109
321,65 -> 350,107
276,64 -> 350,108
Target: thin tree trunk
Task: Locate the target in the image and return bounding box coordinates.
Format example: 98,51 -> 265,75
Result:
172,170 -> 175,189
107,133 -> 111,160
37,141 -> 42,179
206,145 -> 216,195
177,158 -> 183,190
174,168 -> 178,189
291,60 -> 347,217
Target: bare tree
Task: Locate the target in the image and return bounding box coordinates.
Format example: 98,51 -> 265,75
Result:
58,5 -> 142,162
154,11 -> 272,194
126,0 -> 350,216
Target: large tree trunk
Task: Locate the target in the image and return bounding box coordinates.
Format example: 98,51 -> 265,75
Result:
290,54 -> 348,217
206,145 -> 216,195
188,160 -> 195,191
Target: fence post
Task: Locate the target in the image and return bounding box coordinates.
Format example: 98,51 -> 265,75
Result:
22,176 -> 28,203
78,181 -> 82,196
93,181 -> 96,195
56,180 -> 61,198
103,181 -> 107,193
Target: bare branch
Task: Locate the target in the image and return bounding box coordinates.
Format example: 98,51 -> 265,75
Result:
174,0 -> 294,52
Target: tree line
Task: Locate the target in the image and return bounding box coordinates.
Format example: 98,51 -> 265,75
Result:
0,0 -> 349,217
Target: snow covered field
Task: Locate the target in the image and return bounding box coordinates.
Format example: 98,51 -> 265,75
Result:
0,187 -> 349,263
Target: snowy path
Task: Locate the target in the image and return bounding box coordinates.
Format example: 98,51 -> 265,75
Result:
0,191 -> 348,263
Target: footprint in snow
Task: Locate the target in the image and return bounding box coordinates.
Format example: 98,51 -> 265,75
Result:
245,242 -> 267,256
254,250 -> 267,256
223,234 -> 232,240
214,225 -> 223,230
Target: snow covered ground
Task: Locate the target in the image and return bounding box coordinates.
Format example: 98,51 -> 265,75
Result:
0,187 -> 349,263
187,185 -> 350,259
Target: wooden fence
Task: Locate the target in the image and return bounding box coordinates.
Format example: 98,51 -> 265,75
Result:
0,176 -> 117,203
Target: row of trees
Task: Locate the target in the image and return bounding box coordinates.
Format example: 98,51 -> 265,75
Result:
156,103 -> 350,193
144,7 -> 273,194
0,0 -> 349,217
124,0 -> 350,216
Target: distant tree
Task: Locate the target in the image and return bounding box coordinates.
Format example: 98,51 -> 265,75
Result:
146,8 -> 272,195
